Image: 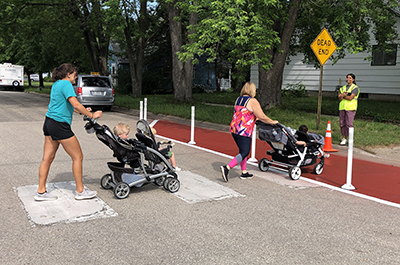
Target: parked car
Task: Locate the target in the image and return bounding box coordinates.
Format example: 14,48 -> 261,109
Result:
30,74 -> 40,81
73,74 -> 114,111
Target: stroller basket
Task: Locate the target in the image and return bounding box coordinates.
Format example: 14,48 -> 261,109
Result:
107,162 -> 135,183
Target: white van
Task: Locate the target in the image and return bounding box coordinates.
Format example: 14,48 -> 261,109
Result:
0,63 -> 24,89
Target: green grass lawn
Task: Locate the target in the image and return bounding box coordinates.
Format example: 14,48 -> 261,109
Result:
25,86 -> 400,150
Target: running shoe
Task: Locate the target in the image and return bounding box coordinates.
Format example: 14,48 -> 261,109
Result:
220,165 -> 229,182
75,187 -> 97,200
34,191 -> 58,201
240,172 -> 254,179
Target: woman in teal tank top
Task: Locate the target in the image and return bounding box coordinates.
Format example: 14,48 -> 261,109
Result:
35,63 -> 103,201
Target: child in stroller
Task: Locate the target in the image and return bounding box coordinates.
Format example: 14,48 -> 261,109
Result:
83,116 -> 180,199
113,122 -> 181,171
257,121 -> 325,180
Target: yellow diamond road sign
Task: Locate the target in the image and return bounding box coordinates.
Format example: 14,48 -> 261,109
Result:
311,28 -> 337,66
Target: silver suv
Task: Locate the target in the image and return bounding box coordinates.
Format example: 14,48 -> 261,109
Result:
73,74 -> 114,110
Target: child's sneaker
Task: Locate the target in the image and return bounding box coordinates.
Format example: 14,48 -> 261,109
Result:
340,138 -> 347,145
173,167 -> 181,172
75,187 -> 97,200
34,191 -> 58,201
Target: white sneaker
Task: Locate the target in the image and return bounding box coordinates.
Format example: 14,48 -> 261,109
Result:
75,187 -> 97,200
173,167 -> 181,172
34,191 -> 58,201
340,138 -> 347,145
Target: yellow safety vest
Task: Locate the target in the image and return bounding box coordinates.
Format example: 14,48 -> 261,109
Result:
339,84 -> 359,111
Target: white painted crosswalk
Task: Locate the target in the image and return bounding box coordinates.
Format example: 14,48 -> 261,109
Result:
14,171 -> 245,226
172,171 -> 244,203
15,181 -> 117,226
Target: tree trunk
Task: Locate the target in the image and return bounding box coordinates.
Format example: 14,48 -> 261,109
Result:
124,26 -> 141,98
214,57 -> 221,92
258,0 -> 302,108
168,1 -> 186,101
168,1 -> 198,101
134,0 -> 147,98
231,64 -> 244,93
39,72 -> 44,88
98,42 -> 109,75
184,4 -> 198,101
121,0 -> 149,98
82,30 -> 100,73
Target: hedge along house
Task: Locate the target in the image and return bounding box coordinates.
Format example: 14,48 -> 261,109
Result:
250,20 -> 400,102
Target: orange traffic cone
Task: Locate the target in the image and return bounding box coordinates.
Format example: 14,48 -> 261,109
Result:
323,121 -> 338,152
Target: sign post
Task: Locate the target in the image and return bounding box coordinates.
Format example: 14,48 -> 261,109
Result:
310,28 -> 337,129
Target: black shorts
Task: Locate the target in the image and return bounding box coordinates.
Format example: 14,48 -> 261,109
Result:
43,116 -> 74,141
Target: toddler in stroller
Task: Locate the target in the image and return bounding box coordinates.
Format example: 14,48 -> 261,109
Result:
257,121 -> 325,180
83,116 -> 180,199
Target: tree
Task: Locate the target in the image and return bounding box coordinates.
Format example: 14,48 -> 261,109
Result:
167,0 -> 198,101
106,0 -> 168,97
180,0 -> 282,100
0,0 -> 91,85
68,0 -> 112,75
180,0 -> 400,108
258,0 -> 301,109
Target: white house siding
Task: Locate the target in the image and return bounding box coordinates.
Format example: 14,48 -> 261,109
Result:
251,50 -> 400,96
251,19 -> 400,97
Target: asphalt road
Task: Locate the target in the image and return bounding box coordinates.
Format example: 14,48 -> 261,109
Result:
1,90 -> 399,264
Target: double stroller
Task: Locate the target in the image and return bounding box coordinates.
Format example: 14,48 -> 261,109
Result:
256,121 -> 325,180
84,116 -> 180,199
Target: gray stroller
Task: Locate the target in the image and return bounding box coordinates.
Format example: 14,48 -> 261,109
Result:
84,117 -> 180,199
257,121 -> 325,180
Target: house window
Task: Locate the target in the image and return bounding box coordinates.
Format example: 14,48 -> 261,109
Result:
371,44 -> 397,66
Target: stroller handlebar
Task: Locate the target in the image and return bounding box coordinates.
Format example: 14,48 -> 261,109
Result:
256,120 -> 282,128
83,115 -> 103,134
83,115 -> 98,123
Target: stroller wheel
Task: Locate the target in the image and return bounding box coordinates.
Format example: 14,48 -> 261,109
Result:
165,178 -> 180,193
155,176 -> 166,186
101,174 -> 113,190
289,166 -> 301,180
163,176 -> 173,190
313,163 -> 324,175
114,182 -> 130,199
258,158 -> 270,172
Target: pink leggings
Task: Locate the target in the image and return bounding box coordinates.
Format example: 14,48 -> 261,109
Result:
228,157 -> 248,171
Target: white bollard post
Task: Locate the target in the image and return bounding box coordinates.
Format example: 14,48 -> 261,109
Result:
341,127 -> 356,190
188,106 -> 196,145
248,125 -> 258,162
144,98 -> 147,121
140,101 -> 143,120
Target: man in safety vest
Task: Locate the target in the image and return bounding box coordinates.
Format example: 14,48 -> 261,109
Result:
338,73 -> 360,145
